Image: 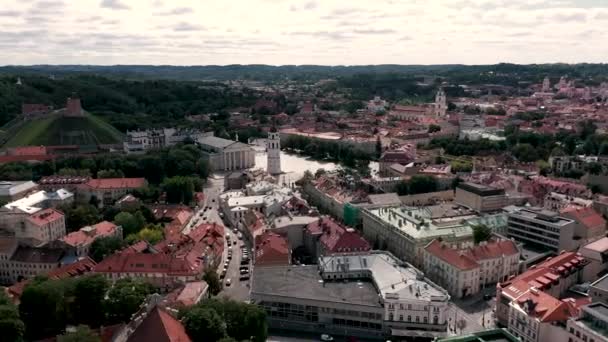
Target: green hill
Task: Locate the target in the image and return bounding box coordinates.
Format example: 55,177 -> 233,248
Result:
2,112 -> 124,147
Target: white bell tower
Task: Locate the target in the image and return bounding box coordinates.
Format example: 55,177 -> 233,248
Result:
267,130 -> 281,175
434,88 -> 447,117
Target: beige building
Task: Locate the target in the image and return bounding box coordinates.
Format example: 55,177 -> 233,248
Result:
0,189 -> 73,235
590,274 -> 608,305
198,135 -> 256,172
18,208 -> 66,246
455,182 -> 508,213
7,245 -> 65,283
579,237 -> 608,282
80,178 -> 147,207
61,221 -> 122,257
423,238 -> 520,298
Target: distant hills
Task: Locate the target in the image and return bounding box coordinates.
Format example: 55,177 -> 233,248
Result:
1,63 -> 608,82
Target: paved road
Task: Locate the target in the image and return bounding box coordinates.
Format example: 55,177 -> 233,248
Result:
446,288 -> 497,335
219,226 -> 251,302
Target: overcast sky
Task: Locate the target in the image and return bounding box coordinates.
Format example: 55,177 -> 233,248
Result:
1,0 -> 607,66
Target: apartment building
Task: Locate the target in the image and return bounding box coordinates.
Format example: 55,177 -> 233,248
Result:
423,238 -> 520,298
506,206 -> 577,252
8,245 -> 65,283
566,303 -> 608,342
61,221 -> 122,257
590,274 -> 608,305
251,251 -> 450,340
496,252 -> 588,328
455,182 -> 508,213
80,178 -> 147,207
579,238 -> 608,282
18,208 -> 66,246
361,204 -> 478,266
0,189 -> 73,233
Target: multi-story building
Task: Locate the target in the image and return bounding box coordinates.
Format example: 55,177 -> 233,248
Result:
18,208 -> 66,246
251,251 -> 450,340
423,238 -> 520,298
0,180 -> 38,202
361,204 -> 478,266
254,231 -> 291,267
94,252 -> 198,287
123,128 -> 209,154
61,221 -> 122,257
561,207 -> 607,247
505,206 -> 577,252
507,287 -> 578,342
590,274 -> 608,304
579,238 -> 608,282
197,134 -> 256,172
496,252 -> 588,328
8,245 -> 65,283
80,178 -> 147,207
0,237 -> 18,284
567,302 -> 608,342
549,155 -> 585,174
0,189 -> 73,233
304,216 -> 370,258
455,182 -> 508,213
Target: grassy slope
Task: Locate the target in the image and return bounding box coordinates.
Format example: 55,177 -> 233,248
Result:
3,113 -> 124,147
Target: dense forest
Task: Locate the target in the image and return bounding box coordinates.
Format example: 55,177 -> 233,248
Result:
0,75 -> 258,128
2,63 -> 608,83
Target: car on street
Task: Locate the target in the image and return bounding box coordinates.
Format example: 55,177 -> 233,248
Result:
240,269 -> 249,275
239,274 -> 250,281
321,334 -> 334,342
233,228 -> 238,233
233,241 -> 237,245
225,278 -> 231,286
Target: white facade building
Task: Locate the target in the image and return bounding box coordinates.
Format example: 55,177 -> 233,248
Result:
198,134 -> 256,172
123,128 -> 209,154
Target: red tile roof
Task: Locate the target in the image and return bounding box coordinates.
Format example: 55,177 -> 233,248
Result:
61,221 -> 120,247
85,178 -> 147,190
514,289 -> 578,322
94,252 -> 197,277
425,239 -> 478,270
561,207 -> 606,230
466,240 -> 519,260
127,307 -> 191,342
7,146 -> 47,156
26,208 -> 64,227
255,231 -> 290,267
500,252 -> 587,299
0,154 -> 54,164
306,217 -> 371,254
8,257 -> 96,300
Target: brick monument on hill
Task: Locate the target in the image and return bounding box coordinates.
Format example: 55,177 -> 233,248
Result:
65,95 -> 83,116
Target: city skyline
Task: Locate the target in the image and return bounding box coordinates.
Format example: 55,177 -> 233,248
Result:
1,0 -> 607,66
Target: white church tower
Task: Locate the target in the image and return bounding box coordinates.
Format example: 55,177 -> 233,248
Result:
542,76 -> 551,92
434,88 -> 447,117
267,129 -> 281,175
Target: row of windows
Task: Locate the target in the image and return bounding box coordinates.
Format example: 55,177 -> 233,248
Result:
569,327 -> 597,342
388,313 -> 439,325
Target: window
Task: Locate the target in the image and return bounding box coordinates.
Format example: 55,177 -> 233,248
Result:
389,313 -> 393,321
407,315 -> 411,322
416,316 -> 420,323
399,315 -> 403,321
423,317 -> 428,324
433,316 -> 439,324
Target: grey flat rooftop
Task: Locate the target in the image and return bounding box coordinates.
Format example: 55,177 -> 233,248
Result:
320,252 -> 449,302
591,273 -> 608,291
251,265 -> 382,307
198,136 -> 236,149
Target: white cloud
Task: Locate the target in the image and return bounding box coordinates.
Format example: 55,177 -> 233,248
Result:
0,0 -> 605,65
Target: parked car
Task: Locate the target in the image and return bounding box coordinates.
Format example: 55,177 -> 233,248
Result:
321,334 -> 334,342
239,274 -> 250,281
233,228 -> 238,234
240,269 -> 249,275
225,278 -> 231,286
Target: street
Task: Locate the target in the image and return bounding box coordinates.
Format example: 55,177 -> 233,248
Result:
446,288 -> 497,336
